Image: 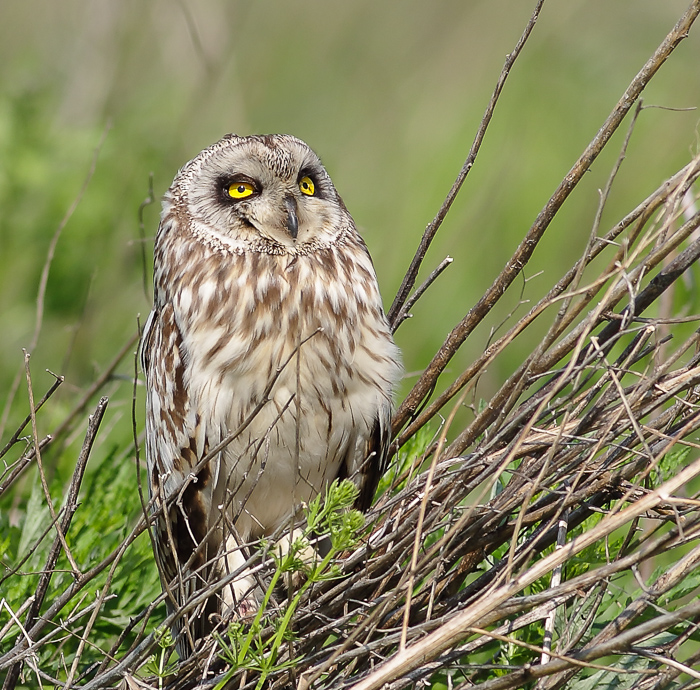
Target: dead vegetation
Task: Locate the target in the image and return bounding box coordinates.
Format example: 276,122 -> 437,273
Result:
3,1 -> 700,688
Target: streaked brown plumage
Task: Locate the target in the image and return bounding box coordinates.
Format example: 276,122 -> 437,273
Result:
140,134 -> 401,654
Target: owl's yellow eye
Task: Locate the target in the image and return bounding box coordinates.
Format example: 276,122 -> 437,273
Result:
299,176 -> 315,196
227,181 -> 256,199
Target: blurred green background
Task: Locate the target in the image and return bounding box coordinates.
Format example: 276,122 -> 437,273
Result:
1,0 -> 699,434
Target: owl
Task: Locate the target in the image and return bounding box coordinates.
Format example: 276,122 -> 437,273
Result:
140,134 -> 401,655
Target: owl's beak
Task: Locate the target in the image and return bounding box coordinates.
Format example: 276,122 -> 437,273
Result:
284,196 -> 299,239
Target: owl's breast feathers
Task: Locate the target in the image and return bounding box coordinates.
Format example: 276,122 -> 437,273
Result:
143,218 -> 400,547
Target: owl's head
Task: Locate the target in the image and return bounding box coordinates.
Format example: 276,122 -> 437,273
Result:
166,134 -> 352,252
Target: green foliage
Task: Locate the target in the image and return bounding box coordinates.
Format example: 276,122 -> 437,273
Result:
212,479 -> 364,690
651,446 -> 691,485
0,445 -> 164,685
143,628 -> 178,689
377,422 -> 434,497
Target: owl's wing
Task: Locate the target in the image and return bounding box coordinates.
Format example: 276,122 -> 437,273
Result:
348,400 -> 393,513
141,303 -> 218,640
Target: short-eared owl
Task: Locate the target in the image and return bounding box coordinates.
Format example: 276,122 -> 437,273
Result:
140,134 -> 401,654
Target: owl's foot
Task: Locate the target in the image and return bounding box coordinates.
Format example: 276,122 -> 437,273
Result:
218,529 -> 321,622
220,571 -> 260,621
218,538 -> 261,621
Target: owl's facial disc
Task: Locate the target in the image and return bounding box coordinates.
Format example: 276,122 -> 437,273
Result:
179,135 -> 349,251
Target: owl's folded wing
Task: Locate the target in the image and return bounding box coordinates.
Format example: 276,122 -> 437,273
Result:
140,304 -> 217,587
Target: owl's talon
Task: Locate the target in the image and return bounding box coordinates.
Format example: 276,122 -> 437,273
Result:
235,596 -> 259,621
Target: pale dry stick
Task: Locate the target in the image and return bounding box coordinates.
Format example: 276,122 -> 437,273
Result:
471,626 -> 645,677
567,274 -> 700,437
647,642 -> 700,690
64,624 -> 164,690
374,604 -> 636,690
537,328 -> 658,506
387,0 -> 546,327
653,196 -> 686,369
0,600 -> 41,689
567,322 -> 656,427
0,123 -> 111,441
347,453 -> 700,690
93,599 -> 162,680
438,592 -> 578,664
394,1 -> 700,434
400,388 -> 469,651
568,233 -> 700,450
651,662 -> 700,690
519,336 -> 646,473
474,514 -> 700,639
0,597 -> 35,642
633,650 -> 700,682
395,245 -> 622,449
539,511 -> 569,668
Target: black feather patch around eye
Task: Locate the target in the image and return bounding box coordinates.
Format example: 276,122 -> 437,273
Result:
217,174 -> 260,203
297,168 -> 326,199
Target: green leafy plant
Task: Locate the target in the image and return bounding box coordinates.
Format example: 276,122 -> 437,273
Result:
213,479 -> 364,690
143,628 -> 177,690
